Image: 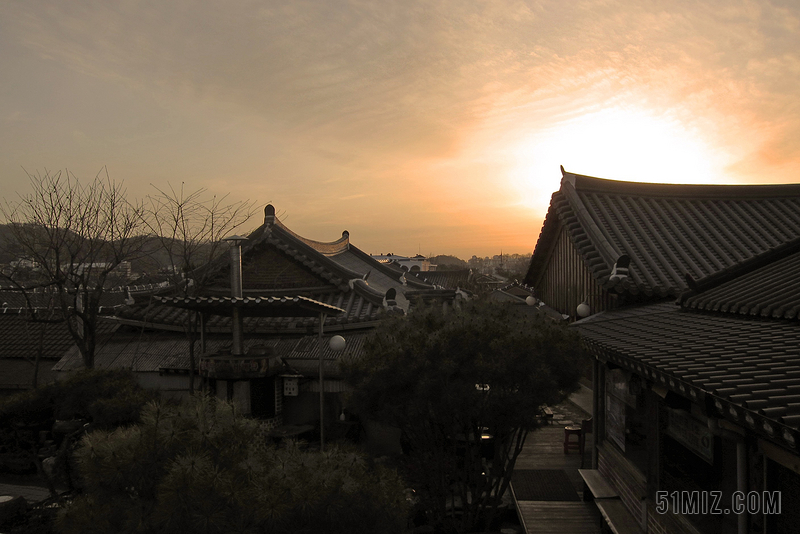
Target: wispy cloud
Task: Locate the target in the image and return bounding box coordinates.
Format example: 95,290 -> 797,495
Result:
2,0 -> 800,256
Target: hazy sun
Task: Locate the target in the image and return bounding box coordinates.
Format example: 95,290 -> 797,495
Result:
506,106 -> 734,213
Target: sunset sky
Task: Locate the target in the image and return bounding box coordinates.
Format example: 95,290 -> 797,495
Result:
2,1 -> 800,258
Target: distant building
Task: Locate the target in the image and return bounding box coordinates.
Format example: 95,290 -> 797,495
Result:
73,261 -> 132,280
371,253 -> 436,272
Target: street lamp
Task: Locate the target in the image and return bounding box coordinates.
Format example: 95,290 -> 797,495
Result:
318,321 -> 346,452
329,334 -> 346,352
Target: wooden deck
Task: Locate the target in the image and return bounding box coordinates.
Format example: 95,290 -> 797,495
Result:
512,401 -> 603,534
515,501 -> 603,534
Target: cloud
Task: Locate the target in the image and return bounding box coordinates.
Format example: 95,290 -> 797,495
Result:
3,0 -> 800,255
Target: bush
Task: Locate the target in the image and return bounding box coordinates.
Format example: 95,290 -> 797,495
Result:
57,396 -> 409,534
0,369 -> 157,492
0,369 -> 156,431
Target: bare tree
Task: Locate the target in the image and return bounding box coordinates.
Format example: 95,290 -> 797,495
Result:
1,168 -> 147,368
144,183 -> 257,392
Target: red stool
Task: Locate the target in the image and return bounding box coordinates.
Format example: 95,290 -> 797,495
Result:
564,426 -> 581,454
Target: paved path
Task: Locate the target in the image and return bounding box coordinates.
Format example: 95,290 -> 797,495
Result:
0,479 -> 51,503
512,391 -> 603,534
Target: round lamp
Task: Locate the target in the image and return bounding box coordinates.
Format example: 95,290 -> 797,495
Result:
329,335 -> 346,352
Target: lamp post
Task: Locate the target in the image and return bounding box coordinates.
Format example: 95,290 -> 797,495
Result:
318,315 -> 345,453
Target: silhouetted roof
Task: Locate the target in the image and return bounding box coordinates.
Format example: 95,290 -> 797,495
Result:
526,169 -> 800,299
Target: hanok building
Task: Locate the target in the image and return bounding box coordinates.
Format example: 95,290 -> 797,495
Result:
525,168 -> 800,534
54,205 -> 438,437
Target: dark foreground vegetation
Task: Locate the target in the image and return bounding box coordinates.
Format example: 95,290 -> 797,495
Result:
0,300 -> 582,534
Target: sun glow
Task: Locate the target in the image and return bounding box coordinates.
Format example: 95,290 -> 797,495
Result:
506,107 -> 735,213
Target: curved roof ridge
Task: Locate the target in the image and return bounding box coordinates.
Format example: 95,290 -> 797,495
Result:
264,223 -> 363,285
562,169 -> 800,198
265,205 -> 350,256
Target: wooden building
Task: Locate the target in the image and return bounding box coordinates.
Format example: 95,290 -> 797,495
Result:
55,205 -> 440,440
526,169 -> 800,534
524,167 -> 800,319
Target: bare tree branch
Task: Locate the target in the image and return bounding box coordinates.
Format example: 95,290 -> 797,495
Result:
142,183 -> 258,392
1,168 -> 148,368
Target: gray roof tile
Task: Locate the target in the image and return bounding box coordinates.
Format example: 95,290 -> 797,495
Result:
526,170 -> 800,299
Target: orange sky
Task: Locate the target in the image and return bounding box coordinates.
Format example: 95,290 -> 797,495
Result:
2,1 -> 800,258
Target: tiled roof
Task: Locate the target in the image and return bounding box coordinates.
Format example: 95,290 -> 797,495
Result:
54,328 -> 369,379
0,313 -> 84,360
116,288 -> 387,333
115,205 -> 436,332
574,301 -> 800,449
679,237 -> 800,320
0,313 -> 116,388
54,328 -> 193,372
152,295 -> 345,317
201,206 -> 431,305
488,282 -> 536,304
526,170 -> 800,299
0,287 -> 144,313
407,269 -> 473,289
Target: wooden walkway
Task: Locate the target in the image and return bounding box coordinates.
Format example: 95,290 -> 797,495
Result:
512,400 -> 603,534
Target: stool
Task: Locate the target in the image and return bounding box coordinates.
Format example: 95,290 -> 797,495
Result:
564,425 -> 582,454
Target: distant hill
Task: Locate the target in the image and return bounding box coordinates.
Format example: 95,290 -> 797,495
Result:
0,224 -> 229,281
430,255 -> 468,270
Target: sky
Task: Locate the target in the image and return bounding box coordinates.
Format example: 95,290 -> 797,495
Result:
2,0 -> 800,259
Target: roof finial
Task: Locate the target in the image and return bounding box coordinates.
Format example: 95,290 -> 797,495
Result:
264,204 -> 275,226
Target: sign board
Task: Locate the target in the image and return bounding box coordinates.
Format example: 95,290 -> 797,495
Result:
283,377 -> 299,397
606,394 -> 626,452
200,355 -> 279,379
666,409 -> 714,464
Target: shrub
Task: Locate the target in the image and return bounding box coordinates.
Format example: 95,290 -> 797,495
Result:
57,396 -> 409,534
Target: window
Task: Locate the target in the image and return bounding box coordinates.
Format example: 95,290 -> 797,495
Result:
605,369 -> 647,473
659,408 -> 737,534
